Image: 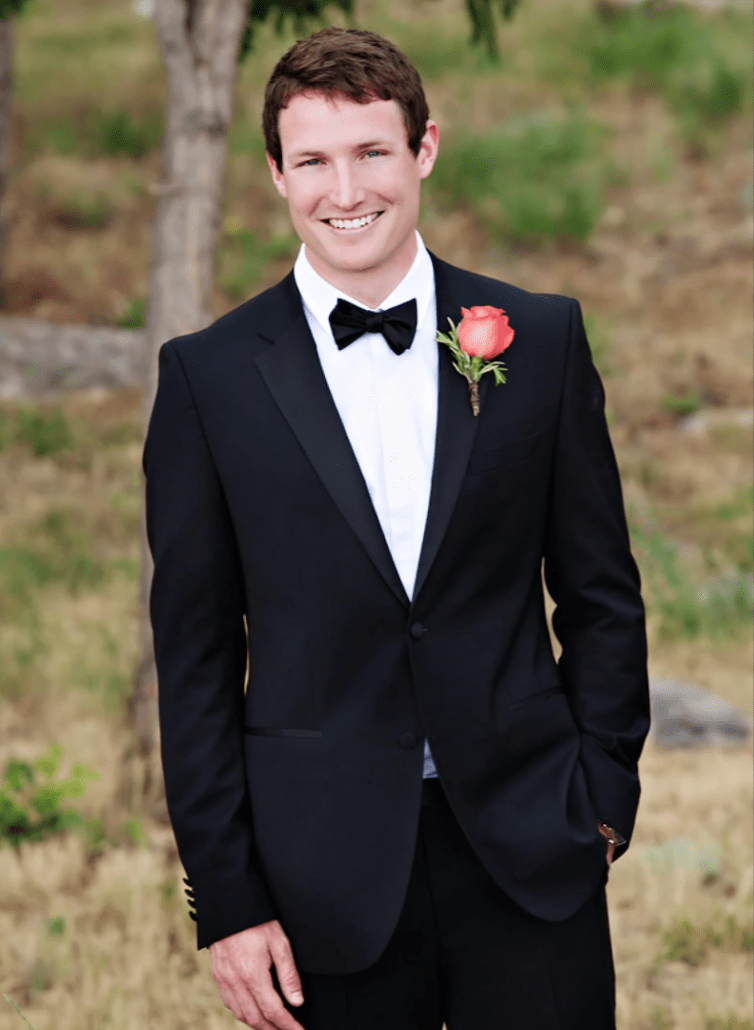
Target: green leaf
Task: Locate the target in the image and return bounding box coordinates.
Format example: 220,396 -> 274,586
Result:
71,763 -> 99,783
34,744 -> 63,779
4,760 -> 34,793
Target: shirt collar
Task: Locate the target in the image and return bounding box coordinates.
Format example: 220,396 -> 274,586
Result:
293,230 -> 435,343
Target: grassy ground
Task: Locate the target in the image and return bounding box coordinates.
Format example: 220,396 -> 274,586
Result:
1,0 -> 752,1027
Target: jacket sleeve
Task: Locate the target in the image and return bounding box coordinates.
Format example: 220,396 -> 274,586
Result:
543,299 -> 650,854
143,341 -> 277,948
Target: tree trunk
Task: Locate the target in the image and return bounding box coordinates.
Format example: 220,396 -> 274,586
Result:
0,16 -> 13,304
128,0 -> 249,800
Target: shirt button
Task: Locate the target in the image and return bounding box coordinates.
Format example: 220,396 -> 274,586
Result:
398,732 -> 418,749
410,623 -> 425,639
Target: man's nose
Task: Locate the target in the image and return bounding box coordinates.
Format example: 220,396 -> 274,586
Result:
330,162 -> 362,210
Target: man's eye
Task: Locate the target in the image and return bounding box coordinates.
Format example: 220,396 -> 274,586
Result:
301,158 -> 320,167
365,150 -> 383,158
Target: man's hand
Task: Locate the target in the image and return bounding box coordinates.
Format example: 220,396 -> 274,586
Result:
209,920 -> 305,1029
597,823 -> 616,866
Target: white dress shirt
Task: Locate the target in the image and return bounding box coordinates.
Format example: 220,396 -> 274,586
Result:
293,231 -> 440,778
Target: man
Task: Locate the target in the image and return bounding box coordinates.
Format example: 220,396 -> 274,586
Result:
144,26 -> 650,1030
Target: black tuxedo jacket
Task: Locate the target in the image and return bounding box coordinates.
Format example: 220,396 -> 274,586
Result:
144,252 -> 649,974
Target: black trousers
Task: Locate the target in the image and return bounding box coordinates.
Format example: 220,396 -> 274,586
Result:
281,777 -> 616,1030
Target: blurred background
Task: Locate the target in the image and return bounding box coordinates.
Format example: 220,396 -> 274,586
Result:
0,0 -> 751,1027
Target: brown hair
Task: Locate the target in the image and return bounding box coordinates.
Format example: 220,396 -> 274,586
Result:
262,27 -> 430,173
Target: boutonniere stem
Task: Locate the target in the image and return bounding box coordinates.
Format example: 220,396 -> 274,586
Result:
437,306 -> 515,416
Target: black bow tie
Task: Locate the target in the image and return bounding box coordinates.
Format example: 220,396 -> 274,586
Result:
329,297 -> 417,356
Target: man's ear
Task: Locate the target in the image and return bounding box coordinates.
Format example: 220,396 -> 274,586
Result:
418,120 -> 440,181
266,152 -> 288,199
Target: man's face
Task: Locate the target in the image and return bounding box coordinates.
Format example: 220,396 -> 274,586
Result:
267,92 -> 439,288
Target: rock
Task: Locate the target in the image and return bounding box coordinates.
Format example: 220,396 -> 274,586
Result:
640,838 -> 722,876
649,678 -> 752,749
678,407 -> 753,436
0,316 -> 144,398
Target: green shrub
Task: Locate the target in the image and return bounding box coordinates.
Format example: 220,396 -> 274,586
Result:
705,1016 -> 754,1030
27,108 -> 164,160
218,228 -> 299,301
631,525 -> 754,639
93,108 -> 164,159
661,914 -> 754,966
670,59 -> 751,151
15,405 -> 72,456
0,509 -> 105,618
583,315 -> 614,377
0,744 -> 98,849
430,110 -> 608,244
53,190 -> 113,230
662,388 -> 702,416
574,5 -> 702,88
117,297 -> 147,329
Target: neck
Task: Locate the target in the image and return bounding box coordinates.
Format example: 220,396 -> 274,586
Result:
306,233 -> 419,309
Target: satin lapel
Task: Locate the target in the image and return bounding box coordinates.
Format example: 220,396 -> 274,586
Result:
254,277 -> 410,609
412,253 -> 489,605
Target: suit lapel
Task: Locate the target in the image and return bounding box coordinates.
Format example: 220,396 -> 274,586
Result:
252,257 -> 487,611
412,253 -> 488,604
254,274 -> 410,608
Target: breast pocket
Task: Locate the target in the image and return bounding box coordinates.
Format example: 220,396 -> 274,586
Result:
467,432 -> 541,475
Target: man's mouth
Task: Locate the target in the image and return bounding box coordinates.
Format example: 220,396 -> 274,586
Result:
322,211 -> 383,231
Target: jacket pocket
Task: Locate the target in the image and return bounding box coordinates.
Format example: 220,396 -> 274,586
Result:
507,687 -> 565,712
467,432 -> 541,475
244,726 -> 323,738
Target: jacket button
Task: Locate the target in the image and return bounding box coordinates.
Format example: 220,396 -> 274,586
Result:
398,732 -> 418,749
410,622 -> 425,639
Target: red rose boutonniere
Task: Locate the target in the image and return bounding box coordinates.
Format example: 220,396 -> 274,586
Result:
437,306 -> 515,416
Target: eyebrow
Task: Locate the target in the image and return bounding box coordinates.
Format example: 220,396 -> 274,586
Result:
290,140 -> 392,160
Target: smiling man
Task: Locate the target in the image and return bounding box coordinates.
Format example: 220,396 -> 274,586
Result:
144,27 -> 650,1030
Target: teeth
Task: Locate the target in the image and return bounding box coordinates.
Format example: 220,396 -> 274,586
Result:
327,213 -> 379,230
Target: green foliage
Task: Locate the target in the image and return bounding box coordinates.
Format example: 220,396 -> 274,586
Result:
465,0 -> 522,61
574,4 -> 703,88
27,108 -> 164,160
0,744 -> 98,849
46,915 -> 66,936
124,817 -> 145,847
662,388 -> 702,416
430,110 -> 608,244
669,59 -> 750,152
14,405 -> 72,457
397,27 -> 499,82
631,524 -> 754,639
0,0 -> 33,18
117,297 -> 147,329
651,1007 -> 673,1030
52,190 -> 114,231
217,226 -> 299,301
705,1017 -> 754,1030
29,21 -> 134,52
660,914 -> 754,966
583,315 -> 614,378
548,4 -> 752,153
93,108 -> 164,159
0,508 -> 105,618
2,994 -> 38,1030
714,486 -> 754,522
238,0 -> 354,65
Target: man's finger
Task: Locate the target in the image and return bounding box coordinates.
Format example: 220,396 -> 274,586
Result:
250,976 -> 305,1030
269,935 -> 304,1007
232,981 -> 287,1030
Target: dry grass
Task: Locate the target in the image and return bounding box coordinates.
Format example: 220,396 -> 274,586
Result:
1,0 -> 752,1026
